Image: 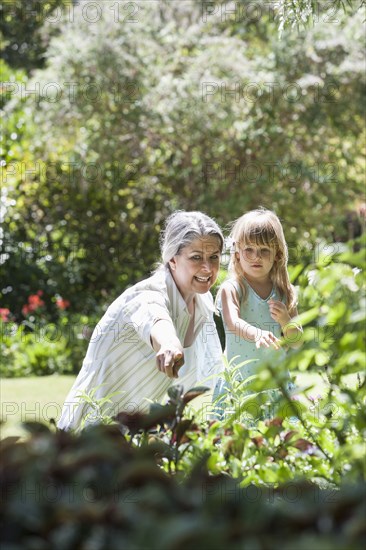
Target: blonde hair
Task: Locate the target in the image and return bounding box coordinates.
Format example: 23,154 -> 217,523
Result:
228,208 -> 297,313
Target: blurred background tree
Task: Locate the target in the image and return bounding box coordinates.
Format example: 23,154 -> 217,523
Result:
1,0 -> 365,320
0,0 -> 75,72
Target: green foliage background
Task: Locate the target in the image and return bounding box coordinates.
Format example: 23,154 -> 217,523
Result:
1,0 -> 365,321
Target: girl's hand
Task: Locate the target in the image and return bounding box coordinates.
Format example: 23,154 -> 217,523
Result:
268,299 -> 291,327
255,329 -> 281,350
156,345 -> 184,378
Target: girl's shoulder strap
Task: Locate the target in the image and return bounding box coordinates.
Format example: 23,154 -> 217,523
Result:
215,277 -> 242,313
221,277 -> 244,299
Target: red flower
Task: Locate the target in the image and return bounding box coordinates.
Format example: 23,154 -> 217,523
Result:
0,308 -> 10,322
21,304 -> 30,316
21,293 -> 45,316
28,295 -> 44,308
56,298 -> 70,310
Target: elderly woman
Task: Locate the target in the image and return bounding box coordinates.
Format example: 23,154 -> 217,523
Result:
58,211 -> 224,430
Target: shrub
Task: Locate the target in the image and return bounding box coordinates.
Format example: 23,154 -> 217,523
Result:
1,416 -> 365,549
0,311 -> 97,377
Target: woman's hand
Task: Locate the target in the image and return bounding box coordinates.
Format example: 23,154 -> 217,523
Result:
150,320 -> 184,378
156,345 -> 184,378
255,329 -> 281,350
268,299 -> 291,327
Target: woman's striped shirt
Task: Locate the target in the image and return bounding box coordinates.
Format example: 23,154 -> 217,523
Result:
58,268 -> 223,430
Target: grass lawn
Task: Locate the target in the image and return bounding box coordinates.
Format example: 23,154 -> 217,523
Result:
1,371 -> 358,440
1,375 -> 76,440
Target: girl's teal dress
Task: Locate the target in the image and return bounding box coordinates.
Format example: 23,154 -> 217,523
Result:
214,277 -> 293,421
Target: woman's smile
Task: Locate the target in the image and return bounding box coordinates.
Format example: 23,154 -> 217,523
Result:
194,275 -> 211,283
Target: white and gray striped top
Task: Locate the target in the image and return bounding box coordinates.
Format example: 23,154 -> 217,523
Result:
58,267 -> 223,430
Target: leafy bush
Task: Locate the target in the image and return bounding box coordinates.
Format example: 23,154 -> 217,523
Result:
1,411 -> 365,549
2,1 -> 365,315
0,326 -> 72,377
0,312 -> 96,377
0,286 -> 102,376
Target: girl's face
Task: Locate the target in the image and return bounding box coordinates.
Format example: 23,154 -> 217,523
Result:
169,236 -> 221,302
235,242 -> 277,280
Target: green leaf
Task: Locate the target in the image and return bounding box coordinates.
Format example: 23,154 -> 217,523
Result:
295,307 -> 319,327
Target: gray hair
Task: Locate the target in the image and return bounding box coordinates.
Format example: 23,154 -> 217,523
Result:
160,211 -> 224,266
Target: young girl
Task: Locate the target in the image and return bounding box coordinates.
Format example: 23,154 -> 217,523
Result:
214,208 -> 302,416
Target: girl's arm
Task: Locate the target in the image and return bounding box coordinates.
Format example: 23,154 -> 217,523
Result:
268,301 -> 303,348
220,285 -> 280,350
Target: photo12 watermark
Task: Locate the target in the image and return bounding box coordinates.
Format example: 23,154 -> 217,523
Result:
201,1 -> 342,25
201,80 -> 339,104
2,79 -> 141,105
201,477 -> 338,504
202,160 -> 339,185
5,1 -> 141,25
1,159 -> 138,186
1,478 -> 141,505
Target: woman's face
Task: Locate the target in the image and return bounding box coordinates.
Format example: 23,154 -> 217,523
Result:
169,236 -> 221,302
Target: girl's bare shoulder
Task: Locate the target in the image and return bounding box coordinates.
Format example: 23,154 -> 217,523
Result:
219,278 -> 242,304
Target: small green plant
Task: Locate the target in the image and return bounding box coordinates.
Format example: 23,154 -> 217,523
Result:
77,385 -> 125,429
